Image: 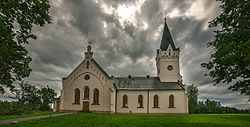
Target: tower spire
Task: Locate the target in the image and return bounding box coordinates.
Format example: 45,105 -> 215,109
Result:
160,19 -> 177,51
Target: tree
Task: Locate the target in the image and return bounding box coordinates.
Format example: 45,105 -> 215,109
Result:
12,81 -> 41,110
204,99 -> 221,113
187,84 -> 199,113
201,0 -> 250,95
0,0 -> 51,94
38,86 -> 56,111
11,81 -> 56,111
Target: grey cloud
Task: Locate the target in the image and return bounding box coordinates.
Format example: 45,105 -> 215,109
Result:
140,0 -> 161,22
163,0 -> 193,14
103,0 -> 136,7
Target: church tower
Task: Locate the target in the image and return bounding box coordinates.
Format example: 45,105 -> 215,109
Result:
156,19 -> 182,83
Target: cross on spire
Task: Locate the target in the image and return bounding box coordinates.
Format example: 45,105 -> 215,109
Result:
88,41 -> 92,46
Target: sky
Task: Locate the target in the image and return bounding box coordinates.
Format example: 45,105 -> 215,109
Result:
1,0 -> 249,109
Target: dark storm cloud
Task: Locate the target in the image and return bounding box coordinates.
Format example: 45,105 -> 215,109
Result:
2,0 -> 247,109
65,0 -> 105,36
62,0 -> 161,69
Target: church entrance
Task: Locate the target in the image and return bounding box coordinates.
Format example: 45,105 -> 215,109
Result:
82,101 -> 89,112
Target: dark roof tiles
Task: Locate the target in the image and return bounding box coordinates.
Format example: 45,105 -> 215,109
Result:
113,77 -> 184,90
160,19 -> 178,51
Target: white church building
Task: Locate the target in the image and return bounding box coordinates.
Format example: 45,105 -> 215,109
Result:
56,19 -> 188,114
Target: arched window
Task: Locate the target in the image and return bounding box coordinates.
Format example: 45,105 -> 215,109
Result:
74,88 -> 80,104
84,86 -> 89,99
153,95 -> 159,108
93,88 -> 99,105
169,95 -> 175,108
138,95 -> 143,108
86,61 -> 89,69
122,95 -> 128,108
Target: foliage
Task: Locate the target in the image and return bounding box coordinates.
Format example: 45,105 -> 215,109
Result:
1,113 -> 250,127
194,99 -> 248,114
187,84 -> 248,114
11,81 -> 41,110
0,101 -> 30,115
0,0 -> 51,94
187,84 -> 199,114
10,82 -> 56,112
201,0 -> 250,95
38,86 -> 57,111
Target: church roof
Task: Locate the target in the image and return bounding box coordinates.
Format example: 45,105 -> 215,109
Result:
160,19 -> 178,51
91,59 -> 110,78
113,77 -> 184,90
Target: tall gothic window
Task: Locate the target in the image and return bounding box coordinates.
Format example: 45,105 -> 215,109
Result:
74,88 -> 80,104
93,88 -> 99,105
138,95 -> 143,108
84,86 -> 89,99
153,95 -> 159,108
169,95 -> 175,108
122,95 -> 128,108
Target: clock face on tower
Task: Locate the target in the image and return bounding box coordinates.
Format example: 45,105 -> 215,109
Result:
167,65 -> 173,71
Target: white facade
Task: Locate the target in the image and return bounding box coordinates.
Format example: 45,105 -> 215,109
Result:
116,90 -> 188,114
59,50 -> 115,112
57,20 -> 188,114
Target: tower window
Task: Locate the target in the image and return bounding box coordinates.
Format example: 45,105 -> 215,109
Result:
86,61 -> 89,69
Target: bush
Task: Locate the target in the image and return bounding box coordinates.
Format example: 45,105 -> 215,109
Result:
0,101 -> 30,115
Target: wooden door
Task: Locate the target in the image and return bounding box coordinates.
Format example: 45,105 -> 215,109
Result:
82,101 -> 89,112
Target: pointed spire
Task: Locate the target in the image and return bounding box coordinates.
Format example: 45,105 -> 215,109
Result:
160,18 -> 177,51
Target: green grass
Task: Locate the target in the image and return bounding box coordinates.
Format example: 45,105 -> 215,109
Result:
0,111 -> 56,120
1,113 -> 250,127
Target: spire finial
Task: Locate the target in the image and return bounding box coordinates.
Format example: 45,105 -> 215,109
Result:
88,41 -> 91,46
164,18 -> 166,23
87,41 -> 92,53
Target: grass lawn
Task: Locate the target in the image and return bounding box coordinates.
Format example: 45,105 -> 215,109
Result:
0,111 -> 56,120
1,112 -> 250,127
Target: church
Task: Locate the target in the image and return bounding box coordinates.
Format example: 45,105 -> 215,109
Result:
56,19 -> 188,114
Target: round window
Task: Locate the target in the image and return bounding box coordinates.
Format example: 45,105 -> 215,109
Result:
84,75 -> 90,80
167,65 -> 173,71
